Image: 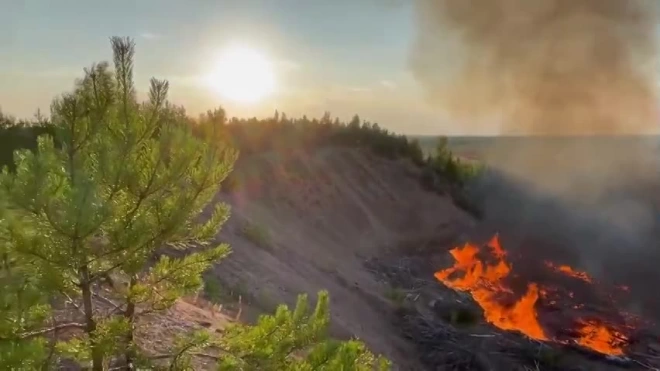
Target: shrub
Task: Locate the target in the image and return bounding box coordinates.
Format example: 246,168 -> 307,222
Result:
203,275 -> 225,304
384,286 -> 407,307
241,220 -> 273,250
216,291 -> 391,370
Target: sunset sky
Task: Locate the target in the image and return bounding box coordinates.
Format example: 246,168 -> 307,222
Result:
0,0 -> 450,135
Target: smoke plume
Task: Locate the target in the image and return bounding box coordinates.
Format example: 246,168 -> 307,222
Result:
410,1 -> 660,320
410,0 -> 660,198
410,0 -> 660,136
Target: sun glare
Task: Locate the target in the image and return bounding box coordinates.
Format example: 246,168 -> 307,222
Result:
207,45 -> 276,104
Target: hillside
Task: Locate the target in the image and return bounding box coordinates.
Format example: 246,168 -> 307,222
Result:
161,141 -> 660,370
200,147 -> 477,369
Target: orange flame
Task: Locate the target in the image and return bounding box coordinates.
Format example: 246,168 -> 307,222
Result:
576,321 -> 627,356
435,234 -> 630,356
544,261 -> 593,283
434,235 -> 547,340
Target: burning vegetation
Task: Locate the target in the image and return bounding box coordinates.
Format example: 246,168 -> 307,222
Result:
434,234 -> 639,357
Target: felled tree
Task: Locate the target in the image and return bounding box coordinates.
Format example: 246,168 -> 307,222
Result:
0,37 -> 237,370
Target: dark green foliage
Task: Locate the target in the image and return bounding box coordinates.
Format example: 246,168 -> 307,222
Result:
419,137 -> 484,217
0,124 -> 55,172
384,287 -> 406,306
427,137 -> 481,188
192,112 -> 482,216
0,109 -> 54,173
185,108 -> 436,169
203,274 -> 224,304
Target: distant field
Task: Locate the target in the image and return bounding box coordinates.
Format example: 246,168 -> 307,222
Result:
412,135 -> 660,161
413,136 -> 500,159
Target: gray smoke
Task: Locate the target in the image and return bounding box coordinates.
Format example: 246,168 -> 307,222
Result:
409,0 -> 660,198
410,0 -> 660,321
410,0 -> 660,136
408,0 -> 660,213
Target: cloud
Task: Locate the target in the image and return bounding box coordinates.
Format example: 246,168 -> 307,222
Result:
139,32 -> 160,40
380,80 -> 397,90
2,67 -> 80,79
346,86 -> 372,93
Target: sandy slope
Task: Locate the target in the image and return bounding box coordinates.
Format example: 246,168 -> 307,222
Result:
198,147 -> 476,369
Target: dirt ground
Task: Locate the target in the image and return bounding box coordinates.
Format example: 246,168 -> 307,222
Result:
52,144 -> 660,370
190,147 -> 477,370
129,146 -> 660,370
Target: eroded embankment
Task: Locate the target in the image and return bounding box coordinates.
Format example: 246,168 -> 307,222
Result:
201,147 -> 476,369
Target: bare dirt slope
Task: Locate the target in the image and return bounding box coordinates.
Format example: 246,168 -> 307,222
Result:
201,147 -> 476,369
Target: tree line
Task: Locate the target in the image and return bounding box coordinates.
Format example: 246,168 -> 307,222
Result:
2,98 -> 482,217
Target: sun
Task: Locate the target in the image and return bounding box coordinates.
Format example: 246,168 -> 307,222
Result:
207,45 -> 276,104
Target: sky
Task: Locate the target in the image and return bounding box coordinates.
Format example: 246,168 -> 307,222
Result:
0,0 -> 450,135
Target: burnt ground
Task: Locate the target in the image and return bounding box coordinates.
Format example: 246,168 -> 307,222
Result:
365,246 -> 660,371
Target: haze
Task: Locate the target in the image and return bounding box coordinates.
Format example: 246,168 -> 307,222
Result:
0,0 -> 454,135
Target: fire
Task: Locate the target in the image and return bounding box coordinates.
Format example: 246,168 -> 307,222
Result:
544,261 -> 593,283
434,235 -> 547,340
435,234 -> 630,356
576,321 -> 627,356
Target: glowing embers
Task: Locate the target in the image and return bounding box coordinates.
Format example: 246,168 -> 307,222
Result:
576,320 -> 627,356
544,261 -> 593,284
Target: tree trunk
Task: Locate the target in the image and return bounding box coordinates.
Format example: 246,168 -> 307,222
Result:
80,267 -> 104,371
123,276 -> 138,370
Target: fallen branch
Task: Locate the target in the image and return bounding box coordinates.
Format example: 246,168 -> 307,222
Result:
92,292 -> 125,314
0,322 -> 86,341
148,351 -> 220,362
61,291 -> 85,315
632,359 -> 660,371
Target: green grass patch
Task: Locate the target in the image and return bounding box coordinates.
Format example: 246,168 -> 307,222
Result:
241,221 -> 273,250
384,286 -> 407,307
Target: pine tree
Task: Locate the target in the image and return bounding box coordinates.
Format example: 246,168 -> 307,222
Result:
0,205 -> 52,370
215,291 -> 391,371
0,37 -> 237,370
